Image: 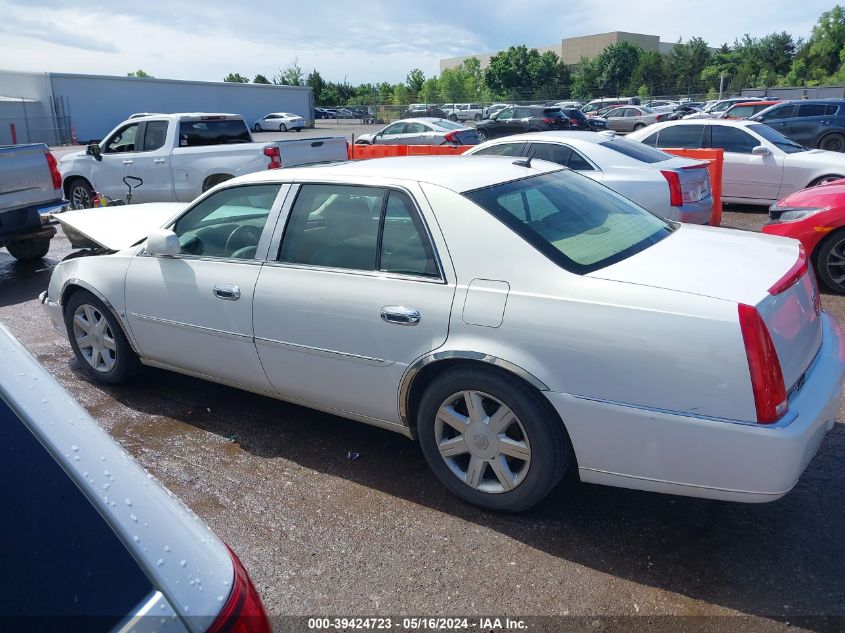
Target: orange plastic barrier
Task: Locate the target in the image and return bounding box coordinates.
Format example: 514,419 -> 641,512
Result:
347,143 -> 473,160
661,148 -> 724,227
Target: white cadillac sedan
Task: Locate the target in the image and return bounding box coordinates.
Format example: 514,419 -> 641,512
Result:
253,112 -> 305,132
628,119 -> 845,205
41,156 -> 844,512
464,131 -> 714,223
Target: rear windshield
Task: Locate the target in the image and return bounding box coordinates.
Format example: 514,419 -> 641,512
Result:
464,171 -> 672,274
748,124 -> 807,153
543,108 -> 564,117
430,119 -> 466,130
0,396 -> 152,628
179,119 -> 251,146
600,138 -> 671,163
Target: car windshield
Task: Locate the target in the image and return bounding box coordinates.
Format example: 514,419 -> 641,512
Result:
464,171 -> 673,274
748,124 -> 807,153
430,119 -> 466,130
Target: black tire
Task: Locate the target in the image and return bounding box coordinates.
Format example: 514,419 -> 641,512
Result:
279,123 -> 287,132
449,114 -> 458,122
6,237 -> 51,261
476,129 -> 488,143
819,133 -> 845,153
633,123 -> 646,130
68,178 -> 95,210
294,128 -> 301,132
815,228 -> 845,293
417,366 -> 569,512
474,114 -> 481,121
63,289 -> 142,384
809,174 -> 845,187
253,123 -> 262,132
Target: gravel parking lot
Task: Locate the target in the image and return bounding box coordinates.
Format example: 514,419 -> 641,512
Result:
2,205 -> 843,632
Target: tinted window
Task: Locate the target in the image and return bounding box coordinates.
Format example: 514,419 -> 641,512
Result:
529,143 -> 571,165
0,396 -> 152,628
104,124 -> 138,153
826,105 -> 840,116
382,123 -> 406,135
465,171 -> 672,274
141,120 -> 168,151
655,125 -> 705,148
797,104 -> 827,117
605,108 -> 625,118
380,191 -> 439,277
430,119 -> 465,131
514,108 -> 535,118
497,109 -> 514,120
178,119 -> 251,146
710,126 -> 759,154
280,184 -> 384,270
567,148 -> 595,171
747,124 -> 808,153
543,108 -> 564,118
726,105 -> 757,118
600,138 -> 671,163
760,105 -> 795,120
173,184 -> 280,258
473,143 -> 525,157
640,131 -> 659,147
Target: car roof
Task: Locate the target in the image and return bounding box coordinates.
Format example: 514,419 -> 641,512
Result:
474,130 -> 618,146
234,155 -> 564,192
731,100 -> 780,106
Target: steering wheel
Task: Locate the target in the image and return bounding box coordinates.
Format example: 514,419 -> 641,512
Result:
224,225 -> 262,257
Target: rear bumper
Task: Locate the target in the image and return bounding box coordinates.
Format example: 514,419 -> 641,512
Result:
0,200 -> 66,239
545,312 -> 844,502
669,193 -> 714,225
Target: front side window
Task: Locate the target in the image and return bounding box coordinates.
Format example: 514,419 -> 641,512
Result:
514,108 -> 534,119
172,184 -> 281,259
473,143 -> 525,157
761,105 -> 796,120
141,121 -> 168,151
382,123 -> 406,135
104,124 -> 139,153
464,171 -> 672,274
654,125 -> 705,148
528,142 -> 572,165
605,108 -> 625,118
709,126 -> 758,154
497,109 -> 514,120
747,124 -> 807,153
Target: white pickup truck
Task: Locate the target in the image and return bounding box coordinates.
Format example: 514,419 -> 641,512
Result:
59,113 -> 347,209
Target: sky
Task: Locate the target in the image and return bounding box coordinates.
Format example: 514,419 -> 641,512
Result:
0,0 -> 834,85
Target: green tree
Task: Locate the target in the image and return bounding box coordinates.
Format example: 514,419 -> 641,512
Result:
419,76 -> 439,103
405,68 -> 425,94
223,73 -> 249,83
275,58 -> 303,86
439,67 -> 469,101
594,41 -> 642,95
637,84 -> 649,99
253,74 -> 271,84
393,83 -> 408,106
484,45 -> 535,99
796,6 -> 845,81
571,57 -> 600,99
127,69 -> 154,78
529,50 -> 564,98
628,50 -> 665,95
306,69 -> 325,104
667,37 -> 712,94
460,57 -> 484,99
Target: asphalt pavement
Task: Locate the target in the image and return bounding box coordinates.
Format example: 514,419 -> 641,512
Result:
1,205 -> 843,633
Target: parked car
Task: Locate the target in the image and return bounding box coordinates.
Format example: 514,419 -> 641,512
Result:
447,103 -> 486,122
683,97 -> 759,119
0,143 -> 64,260
669,105 -> 704,120
355,118 -> 479,145
764,179 -> 845,292
748,99 -> 845,152
475,106 -> 570,142
485,103 -> 512,119
464,131 -> 713,223
628,119 -> 845,205
559,108 -> 604,131
314,107 -> 333,119
402,104 -> 447,119
41,156 -> 844,512
553,101 -> 583,109
0,322 -> 270,631
720,100 -> 781,120
581,97 -> 633,115
643,100 -> 679,111
595,105 -> 667,132
59,113 -> 348,208
253,112 -> 305,132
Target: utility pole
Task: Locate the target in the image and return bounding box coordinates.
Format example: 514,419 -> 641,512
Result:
719,73 -> 725,100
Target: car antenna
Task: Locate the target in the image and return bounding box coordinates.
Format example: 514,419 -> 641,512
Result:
513,150 -> 535,168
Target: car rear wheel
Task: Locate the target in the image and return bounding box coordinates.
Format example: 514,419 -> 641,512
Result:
449,114 -> 458,122
253,123 -> 262,132
6,237 -> 51,261
476,129 -> 488,142
633,123 -> 646,130
64,290 -> 141,384
279,123 -> 287,132
816,228 -> 845,294
819,133 -> 845,153
68,178 -> 95,210
417,367 -> 569,512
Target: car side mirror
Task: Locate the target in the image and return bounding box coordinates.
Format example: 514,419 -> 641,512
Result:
752,145 -> 772,157
86,144 -> 102,161
146,229 -> 180,256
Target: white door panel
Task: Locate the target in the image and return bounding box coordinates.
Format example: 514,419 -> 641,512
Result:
722,153 -> 784,202
94,154 -> 139,201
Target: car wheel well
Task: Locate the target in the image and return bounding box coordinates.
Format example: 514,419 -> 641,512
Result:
61,284 -> 142,356
202,174 -> 233,192
808,174 -> 845,187
64,176 -> 92,198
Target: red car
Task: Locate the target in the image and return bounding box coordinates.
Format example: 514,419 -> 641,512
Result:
764,179 -> 845,293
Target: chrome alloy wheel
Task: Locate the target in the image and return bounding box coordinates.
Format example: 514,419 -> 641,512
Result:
72,304 -> 117,373
825,234 -> 845,288
71,184 -> 91,209
434,390 -> 531,493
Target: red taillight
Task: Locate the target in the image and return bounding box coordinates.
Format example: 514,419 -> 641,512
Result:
45,152 -> 62,191
569,118 -> 580,127
660,170 -> 683,206
768,245 -> 808,295
738,304 -> 787,424
207,547 -> 271,633
541,118 -> 555,124
443,131 -> 459,143
263,146 -> 281,169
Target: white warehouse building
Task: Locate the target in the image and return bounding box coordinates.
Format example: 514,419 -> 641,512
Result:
0,69 -> 314,145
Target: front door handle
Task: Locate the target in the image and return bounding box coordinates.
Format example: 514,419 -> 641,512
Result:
380,306 -> 420,326
153,158 -> 166,164
122,160 -> 134,165
213,284 -> 241,301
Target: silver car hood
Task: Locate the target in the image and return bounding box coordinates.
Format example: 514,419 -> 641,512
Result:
55,203 -> 186,250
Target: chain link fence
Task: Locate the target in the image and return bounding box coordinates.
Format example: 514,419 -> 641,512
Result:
0,115 -> 72,146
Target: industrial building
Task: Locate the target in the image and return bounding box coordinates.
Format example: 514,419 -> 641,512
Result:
0,69 -> 314,145
440,31 -> 681,71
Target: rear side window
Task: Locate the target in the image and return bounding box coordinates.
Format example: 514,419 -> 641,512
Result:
600,138 -> 671,163
529,142 -> 571,165
826,105 -> 840,115
653,125 -> 705,148
142,120 -> 168,151
0,396 -> 152,626
473,143 -> 525,157
380,191 -> 439,277
761,105 -> 795,120
464,171 -> 672,274
797,104 -> 828,117
178,119 -> 251,146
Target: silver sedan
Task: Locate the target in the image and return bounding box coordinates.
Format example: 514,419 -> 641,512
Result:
355,118 -> 479,145
597,106 -> 666,133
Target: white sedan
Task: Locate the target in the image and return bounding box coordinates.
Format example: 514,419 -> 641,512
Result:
627,119 -> 845,205
253,112 -> 305,132
464,131 -> 713,223
41,156 -> 843,512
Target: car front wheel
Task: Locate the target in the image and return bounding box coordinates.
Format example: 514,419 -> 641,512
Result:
68,178 -> 95,210
279,123 -> 287,132
64,290 -> 141,384
254,123 -> 262,132
816,228 -> 845,293
417,367 -> 569,512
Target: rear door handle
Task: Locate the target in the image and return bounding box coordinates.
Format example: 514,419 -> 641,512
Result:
122,160 -> 133,165
153,158 -> 166,164
213,284 -> 241,301
380,306 -> 420,326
